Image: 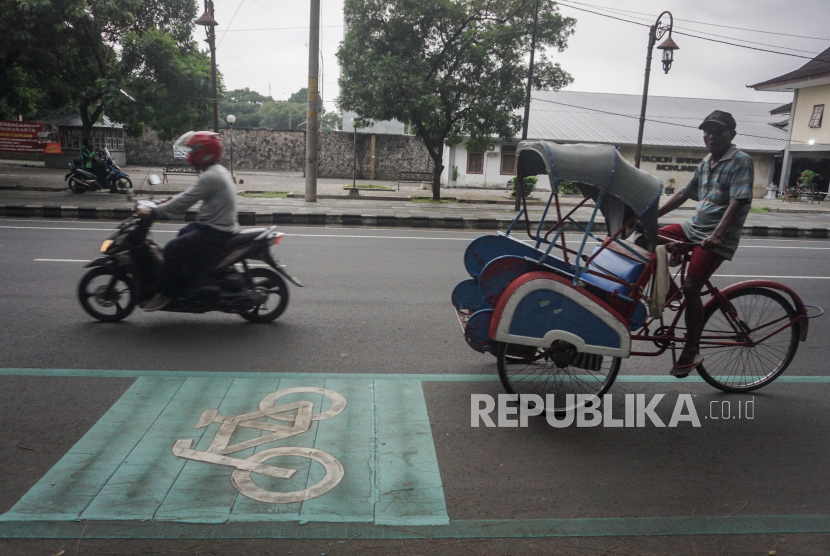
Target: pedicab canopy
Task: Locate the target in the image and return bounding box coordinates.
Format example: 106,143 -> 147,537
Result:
516,141 -> 663,250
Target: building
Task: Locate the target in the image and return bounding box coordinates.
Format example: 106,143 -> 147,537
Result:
44,115 -> 126,168
442,91 -> 788,198
751,46 -> 830,195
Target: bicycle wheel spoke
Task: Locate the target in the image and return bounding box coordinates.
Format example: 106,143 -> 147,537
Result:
698,288 -> 798,391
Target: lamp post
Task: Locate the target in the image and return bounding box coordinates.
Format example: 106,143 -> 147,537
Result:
226,114 -> 235,182
634,11 -> 679,169
195,1 -> 219,133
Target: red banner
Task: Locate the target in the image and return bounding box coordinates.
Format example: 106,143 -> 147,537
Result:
0,120 -> 62,154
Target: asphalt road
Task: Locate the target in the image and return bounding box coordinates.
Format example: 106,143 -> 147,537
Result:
1,218 -> 830,556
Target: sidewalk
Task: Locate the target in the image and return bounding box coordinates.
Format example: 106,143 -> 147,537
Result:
1,162 -> 829,237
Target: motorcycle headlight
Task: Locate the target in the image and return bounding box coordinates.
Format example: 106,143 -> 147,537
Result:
100,239 -> 113,253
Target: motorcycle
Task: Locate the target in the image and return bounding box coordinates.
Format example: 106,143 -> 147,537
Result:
65,148 -> 132,193
77,175 -> 302,322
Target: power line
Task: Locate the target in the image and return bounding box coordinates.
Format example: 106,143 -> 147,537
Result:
531,96 -> 804,144
221,25 -> 342,33
218,0 -> 246,46
556,1 -> 819,60
563,0 -> 830,42
559,1 -> 821,55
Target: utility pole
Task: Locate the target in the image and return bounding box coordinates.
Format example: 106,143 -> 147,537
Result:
305,0 -> 320,202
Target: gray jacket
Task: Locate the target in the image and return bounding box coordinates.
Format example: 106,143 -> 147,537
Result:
153,164 -> 239,232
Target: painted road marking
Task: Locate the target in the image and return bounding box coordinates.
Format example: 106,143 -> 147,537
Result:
3,370 -> 830,538
5,224 -> 830,248
28,259 -> 830,280
4,368 -> 830,382
172,386 -> 347,505
1,377 -> 449,526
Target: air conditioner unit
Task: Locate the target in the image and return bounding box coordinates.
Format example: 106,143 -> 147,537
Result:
487,144 -> 499,152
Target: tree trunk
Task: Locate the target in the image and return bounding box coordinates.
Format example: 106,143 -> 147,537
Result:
430,140 -> 444,201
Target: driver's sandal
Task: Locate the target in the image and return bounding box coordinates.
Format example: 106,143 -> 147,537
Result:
670,355 -> 704,379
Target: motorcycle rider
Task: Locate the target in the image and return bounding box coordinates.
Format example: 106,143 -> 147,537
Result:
81,137 -> 117,193
137,131 -> 238,311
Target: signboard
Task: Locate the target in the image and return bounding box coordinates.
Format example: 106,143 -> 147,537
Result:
0,120 -> 62,154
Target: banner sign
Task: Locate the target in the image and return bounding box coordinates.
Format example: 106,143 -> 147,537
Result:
0,120 -> 62,154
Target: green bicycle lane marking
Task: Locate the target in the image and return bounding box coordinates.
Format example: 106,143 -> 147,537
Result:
1,376 -> 448,528
3,369 -> 830,538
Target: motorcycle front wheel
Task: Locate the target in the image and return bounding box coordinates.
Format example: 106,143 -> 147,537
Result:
240,268 -> 289,323
114,177 -> 132,190
78,267 -> 136,322
68,177 -> 87,193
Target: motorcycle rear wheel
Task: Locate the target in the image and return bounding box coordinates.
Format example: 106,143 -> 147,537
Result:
78,267 -> 136,322
68,177 -> 87,193
240,268 -> 289,323
114,177 -> 132,190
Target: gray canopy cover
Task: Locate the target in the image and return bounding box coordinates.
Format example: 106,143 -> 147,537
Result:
516,141 -> 663,250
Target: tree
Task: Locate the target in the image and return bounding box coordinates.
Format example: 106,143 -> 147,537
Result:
337,0 -> 575,199
219,88 -> 273,128
321,111 -> 342,131
1,0 -> 215,140
256,87 -> 323,130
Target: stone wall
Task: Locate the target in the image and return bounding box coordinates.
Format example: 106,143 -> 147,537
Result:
125,128 -> 433,180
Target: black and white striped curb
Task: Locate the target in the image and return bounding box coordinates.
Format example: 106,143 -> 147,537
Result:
1,204 -> 828,238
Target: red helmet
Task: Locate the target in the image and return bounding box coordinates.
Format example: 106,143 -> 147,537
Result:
174,131 -> 223,166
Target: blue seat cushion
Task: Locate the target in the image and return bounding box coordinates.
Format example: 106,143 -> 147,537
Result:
581,246 -> 646,297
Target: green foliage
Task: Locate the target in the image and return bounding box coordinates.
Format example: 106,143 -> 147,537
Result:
220,88 -> 274,128
799,170 -> 822,191
557,180 -> 581,195
338,0 -> 574,200
508,176 -> 538,197
450,165 -> 459,182
0,0 -> 214,140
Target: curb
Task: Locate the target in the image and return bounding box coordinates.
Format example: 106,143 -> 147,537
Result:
1,204 -> 829,238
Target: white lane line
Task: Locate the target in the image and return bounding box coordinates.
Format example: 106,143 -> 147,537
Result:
7,225 -> 830,247
30,259 -> 830,280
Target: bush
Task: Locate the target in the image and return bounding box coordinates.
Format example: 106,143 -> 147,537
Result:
508,175 -> 537,197
557,180 -> 581,195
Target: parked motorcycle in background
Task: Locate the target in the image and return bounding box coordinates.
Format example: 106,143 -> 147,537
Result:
77,175 -> 303,322
65,148 -> 132,193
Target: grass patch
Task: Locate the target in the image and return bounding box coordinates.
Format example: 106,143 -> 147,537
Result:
410,197 -> 456,204
750,206 -> 771,213
342,184 -> 394,190
240,191 -> 289,198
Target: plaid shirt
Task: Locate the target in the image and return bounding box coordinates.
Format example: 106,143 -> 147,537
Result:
680,145 -> 753,260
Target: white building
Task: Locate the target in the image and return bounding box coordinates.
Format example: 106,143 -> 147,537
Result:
751,45 -> 830,196
442,91 -> 788,198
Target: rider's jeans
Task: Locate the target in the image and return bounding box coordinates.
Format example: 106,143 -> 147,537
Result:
160,222 -> 233,297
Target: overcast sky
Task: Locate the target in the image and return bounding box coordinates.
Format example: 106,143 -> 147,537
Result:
209,0 -> 830,110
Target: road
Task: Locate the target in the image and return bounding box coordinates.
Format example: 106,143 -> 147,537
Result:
1,218 -> 830,555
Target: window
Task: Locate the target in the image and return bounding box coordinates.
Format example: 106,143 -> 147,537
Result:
809,104 -> 824,128
467,151 -> 483,174
500,144 -> 517,175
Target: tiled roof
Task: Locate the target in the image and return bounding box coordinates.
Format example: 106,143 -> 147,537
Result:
525,90 -> 787,152
751,46 -> 830,90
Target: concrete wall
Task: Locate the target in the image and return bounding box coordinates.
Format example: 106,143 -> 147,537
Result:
125,128 -> 432,180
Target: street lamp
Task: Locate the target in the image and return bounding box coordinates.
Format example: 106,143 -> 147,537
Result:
634,11 -> 679,169
226,114 -> 235,183
195,1 -> 219,133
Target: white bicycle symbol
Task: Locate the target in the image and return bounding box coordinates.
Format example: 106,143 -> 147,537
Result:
172,387 -> 347,504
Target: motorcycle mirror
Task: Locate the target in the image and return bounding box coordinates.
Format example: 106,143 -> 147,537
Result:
147,174 -> 162,186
